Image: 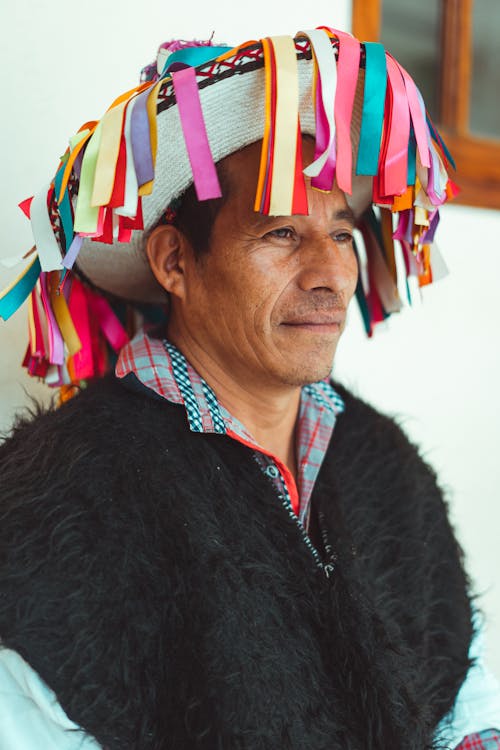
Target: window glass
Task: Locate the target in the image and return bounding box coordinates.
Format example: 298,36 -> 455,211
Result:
380,0 -> 440,121
470,0 -> 500,138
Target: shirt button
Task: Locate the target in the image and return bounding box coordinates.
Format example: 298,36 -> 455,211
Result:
265,465 -> 280,479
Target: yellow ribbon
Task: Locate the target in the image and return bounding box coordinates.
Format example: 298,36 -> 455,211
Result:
27,292 -> 36,354
138,77 -> 165,197
73,121 -> 104,234
269,36 -> 299,216
48,272 -> 82,356
254,37 -> 273,211
91,99 -> 129,207
57,125 -> 96,204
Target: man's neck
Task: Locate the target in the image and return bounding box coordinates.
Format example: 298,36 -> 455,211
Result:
167,330 -> 301,480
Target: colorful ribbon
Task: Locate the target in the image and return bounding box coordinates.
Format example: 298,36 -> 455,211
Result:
130,87 -> 155,191
39,272 -> 64,366
254,36 -> 276,214
86,290 -> 129,353
116,97 -> 140,217
320,28 -> 360,195
49,273 -> 82,357
382,55 -> 411,197
56,126 -> 95,205
91,99 -> 129,208
392,57 -> 430,170
30,185 -> 63,272
301,29 -> 338,190
67,279 -> 94,381
267,36 -> 300,215
356,42 -> 387,176
54,161 -> 74,251
254,36 -> 306,215
0,255 -> 41,321
27,284 -> 46,360
74,121 -> 104,235
162,46 -> 232,75
62,235 -> 84,270
172,65 -> 222,202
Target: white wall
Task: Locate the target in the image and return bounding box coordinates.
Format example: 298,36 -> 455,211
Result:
334,202 -> 500,678
1,0 -> 499,683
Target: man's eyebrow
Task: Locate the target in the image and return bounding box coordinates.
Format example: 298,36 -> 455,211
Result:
334,208 -> 356,225
247,207 -> 356,227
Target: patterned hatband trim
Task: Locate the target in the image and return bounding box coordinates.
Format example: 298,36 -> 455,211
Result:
156,36 -> 347,114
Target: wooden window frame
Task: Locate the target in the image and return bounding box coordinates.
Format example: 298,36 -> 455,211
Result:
352,0 -> 500,209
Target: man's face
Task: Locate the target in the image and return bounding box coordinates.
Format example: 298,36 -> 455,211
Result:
170,138 -> 359,389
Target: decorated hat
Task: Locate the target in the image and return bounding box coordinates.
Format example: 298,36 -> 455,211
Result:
0,26 -> 458,390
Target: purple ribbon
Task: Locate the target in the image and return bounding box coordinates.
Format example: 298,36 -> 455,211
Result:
421,210 -> 440,244
172,66 -> 221,201
63,234 -> 84,270
130,88 -> 155,188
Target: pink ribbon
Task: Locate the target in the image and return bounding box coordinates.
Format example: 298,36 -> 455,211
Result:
383,55 -> 410,197
320,28 -> 360,195
301,29 -> 338,191
86,291 -> 129,353
31,285 -> 46,359
312,81 -> 337,190
172,66 -> 222,201
393,208 -> 414,243
68,280 -> 94,380
392,57 -> 430,170
39,273 -> 64,366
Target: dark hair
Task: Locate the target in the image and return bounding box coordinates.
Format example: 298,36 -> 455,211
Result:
173,162 -> 231,259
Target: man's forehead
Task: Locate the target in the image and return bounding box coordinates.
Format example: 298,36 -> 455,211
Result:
244,205 -> 356,228
220,138 -> 355,226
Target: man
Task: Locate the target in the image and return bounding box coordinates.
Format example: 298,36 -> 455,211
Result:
0,27 -> 499,749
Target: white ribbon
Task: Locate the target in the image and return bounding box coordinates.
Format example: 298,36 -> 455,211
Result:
300,29 -> 338,178
30,184 -> 63,272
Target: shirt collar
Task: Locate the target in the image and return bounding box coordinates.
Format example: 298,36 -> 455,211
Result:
116,331 -> 344,436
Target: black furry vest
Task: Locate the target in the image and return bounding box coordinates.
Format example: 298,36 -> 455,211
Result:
0,375 -> 473,750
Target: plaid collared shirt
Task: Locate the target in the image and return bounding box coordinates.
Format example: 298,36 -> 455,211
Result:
116,331 -> 344,532
457,731 -> 500,749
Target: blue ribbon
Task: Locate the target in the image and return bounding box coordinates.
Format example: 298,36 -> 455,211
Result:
54,161 -> 74,252
161,46 -> 232,76
356,42 -> 387,176
426,113 -> 456,170
0,256 -> 41,321
407,130 -> 416,186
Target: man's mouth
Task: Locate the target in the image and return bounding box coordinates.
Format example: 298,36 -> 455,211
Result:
280,314 -> 345,333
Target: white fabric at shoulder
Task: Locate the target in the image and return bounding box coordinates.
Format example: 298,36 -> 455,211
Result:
0,648 -> 101,750
435,612 -> 500,746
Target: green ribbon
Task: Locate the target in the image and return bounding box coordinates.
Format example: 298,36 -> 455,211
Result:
0,256 -> 41,321
161,46 -> 233,76
356,42 -> 387,176
54,161 -> 74,252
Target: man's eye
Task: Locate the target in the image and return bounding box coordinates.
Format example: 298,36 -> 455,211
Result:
332,231 -> 354,244
265,227 -> 295,240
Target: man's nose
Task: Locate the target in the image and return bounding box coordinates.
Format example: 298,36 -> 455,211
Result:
296,234 -> 358,295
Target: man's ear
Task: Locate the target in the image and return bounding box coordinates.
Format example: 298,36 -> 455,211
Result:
146,224 -> 188,301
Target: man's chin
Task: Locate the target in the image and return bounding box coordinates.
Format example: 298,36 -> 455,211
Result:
278,358 -> 335,387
